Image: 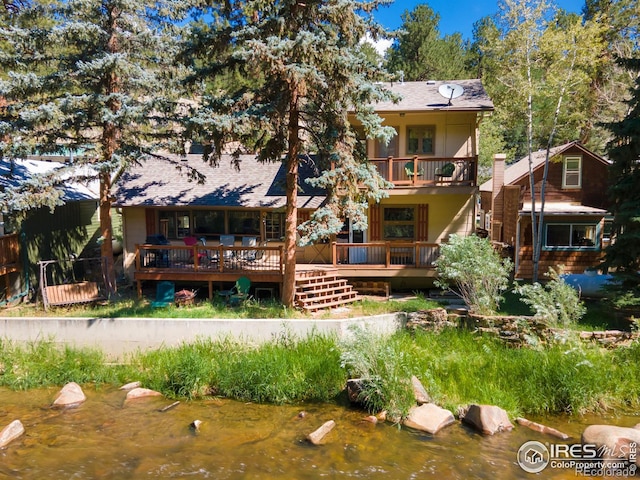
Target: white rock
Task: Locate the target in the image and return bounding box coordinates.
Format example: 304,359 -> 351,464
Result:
404,403 -> 455,434
461,404 -> 513,435
0,420 -> 25,447
52,382 -> 86,408
307,420 -> 335,445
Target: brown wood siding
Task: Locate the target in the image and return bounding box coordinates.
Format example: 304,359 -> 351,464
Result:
296,210 -> 310,225
417,204 -> 428,241
516,246 -> 604,278
515,149 -> 609,209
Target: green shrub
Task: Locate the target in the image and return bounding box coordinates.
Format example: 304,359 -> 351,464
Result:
434,234 -> 513,315
515,267 -> 586,327
339,326 -> 417,420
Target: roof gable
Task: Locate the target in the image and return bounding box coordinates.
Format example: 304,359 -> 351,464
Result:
480,141 -> 609,192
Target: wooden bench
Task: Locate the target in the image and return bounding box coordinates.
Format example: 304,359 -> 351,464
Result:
44,281 -> 103,307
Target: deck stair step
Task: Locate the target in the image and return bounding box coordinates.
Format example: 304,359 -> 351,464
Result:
294,269 -> 359,312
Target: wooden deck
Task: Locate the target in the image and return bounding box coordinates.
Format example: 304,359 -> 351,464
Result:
134,241 -> 441,300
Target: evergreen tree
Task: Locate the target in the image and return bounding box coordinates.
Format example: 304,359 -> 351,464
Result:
0,0 -> 188,292
385,3 -> 471,81
604,56 -> 640,274
185,0 -> 396,307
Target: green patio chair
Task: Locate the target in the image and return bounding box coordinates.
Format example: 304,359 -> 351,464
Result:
226,276 -> 251,306
404,160 -> 424,178
151,281 -> 175,308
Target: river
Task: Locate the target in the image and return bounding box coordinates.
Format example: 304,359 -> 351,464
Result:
0,386 -> 637,479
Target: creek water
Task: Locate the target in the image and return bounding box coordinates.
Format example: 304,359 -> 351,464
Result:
0,386 -> 637,479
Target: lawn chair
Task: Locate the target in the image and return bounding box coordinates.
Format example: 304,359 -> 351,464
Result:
435,162 -> 455,183
183,236 -> 208,263
220,234 -> 235,260
404,160 -> 424,179
230,276 -> 251,305
242,236 -> 257,261
218,276 -> 251,306
151,281 -> 175,308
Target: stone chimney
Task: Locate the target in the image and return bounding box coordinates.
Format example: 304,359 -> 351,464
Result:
491,154 -> 506,242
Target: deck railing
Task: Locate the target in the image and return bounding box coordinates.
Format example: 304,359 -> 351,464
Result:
135,244 -> 285,274
332,242 -> 440,268
370,156 -> 477,187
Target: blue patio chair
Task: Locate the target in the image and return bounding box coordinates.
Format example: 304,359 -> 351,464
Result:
151,281 -> 175,308
242,236 -> 257,261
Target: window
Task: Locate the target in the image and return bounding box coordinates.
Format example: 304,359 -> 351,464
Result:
265,212 -> 285,240
193,211 -> 224,235
159,211 -> 191,239
544,223 -> 598,249
563,156 -> 582,188
375,127 -> 399,158
406,126 -> 435,155
383,207 -> 415,240
229,211 -> 260,235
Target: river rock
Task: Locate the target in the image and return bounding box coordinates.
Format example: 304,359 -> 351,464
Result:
0,420 -> 25,447
582,425 -> 640,465
516,417 -> 570,440
125,387 -> 162,400
346,379 -> 364,403
52,382 -> 86,408
411,376 -> 431,405
307,420 -> 335,445
119,381 -> 141,391
461,404 -> 513,435
403,403 -> 455,435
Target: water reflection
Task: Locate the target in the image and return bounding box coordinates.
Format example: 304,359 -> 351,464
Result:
0,387 -> 637,479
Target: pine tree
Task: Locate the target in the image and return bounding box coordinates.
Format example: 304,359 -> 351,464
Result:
185,0 -> 396,307
385,4 -> 471,82
604,56 -> 640,274
0,0 -> 189,292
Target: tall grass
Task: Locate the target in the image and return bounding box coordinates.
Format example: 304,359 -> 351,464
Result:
1,329 -> 639,419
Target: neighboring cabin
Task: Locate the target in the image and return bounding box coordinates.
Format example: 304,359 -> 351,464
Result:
0,157 -> 107,304
113,79 -> 493,298
479,142 -> 611,279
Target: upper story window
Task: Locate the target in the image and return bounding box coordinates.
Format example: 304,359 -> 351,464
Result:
406,126 -> 435,155
563,156 -> 582,189
375,127 -> 399,158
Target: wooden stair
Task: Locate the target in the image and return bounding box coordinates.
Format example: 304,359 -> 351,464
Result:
294,269 -> 359,312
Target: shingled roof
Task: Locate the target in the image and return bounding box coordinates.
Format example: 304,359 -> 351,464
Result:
113,154 -> 327,209
372,79 -> 494,113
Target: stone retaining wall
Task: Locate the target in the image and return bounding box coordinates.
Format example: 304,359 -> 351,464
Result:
406,309 -> 639,348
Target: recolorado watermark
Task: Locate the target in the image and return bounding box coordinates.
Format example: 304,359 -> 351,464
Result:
517,440 -> 637,476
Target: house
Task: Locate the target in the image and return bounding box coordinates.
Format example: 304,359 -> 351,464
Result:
113,79 -> 493,299
479,141 -> 611,279
0,156 -> 103,304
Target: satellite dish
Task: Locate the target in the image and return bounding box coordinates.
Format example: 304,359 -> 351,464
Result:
438,83 -> 465,106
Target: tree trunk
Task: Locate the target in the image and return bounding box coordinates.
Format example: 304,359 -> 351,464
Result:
281,82 -> 301,308
100,4 -> 121,296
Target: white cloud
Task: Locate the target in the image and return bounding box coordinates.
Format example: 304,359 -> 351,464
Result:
361,32 -> 393,57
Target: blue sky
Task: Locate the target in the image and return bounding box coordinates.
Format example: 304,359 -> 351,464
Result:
373,0 -> 586,40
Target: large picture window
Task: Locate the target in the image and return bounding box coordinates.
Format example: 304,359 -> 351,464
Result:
159,210 -> 191,239
375,127 -> 399,158
563,156 -> 582,188
383,207 -> 415,240
406,126 -> 435,155
545,222 -> 598,249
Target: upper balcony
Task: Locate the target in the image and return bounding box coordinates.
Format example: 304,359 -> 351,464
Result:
371,155 -> 477,188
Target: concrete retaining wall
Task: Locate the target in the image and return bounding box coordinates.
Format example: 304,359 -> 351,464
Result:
0,314 -> 406,360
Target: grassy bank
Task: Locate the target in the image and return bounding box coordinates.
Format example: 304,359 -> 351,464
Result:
1,327 -> 639,420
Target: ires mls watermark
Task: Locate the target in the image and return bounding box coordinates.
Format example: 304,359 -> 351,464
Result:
517,440 -> 638,476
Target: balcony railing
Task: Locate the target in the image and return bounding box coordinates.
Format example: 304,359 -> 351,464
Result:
135,244 -> 285,274
332,242 -> 440,268
370,156 -> 477,187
